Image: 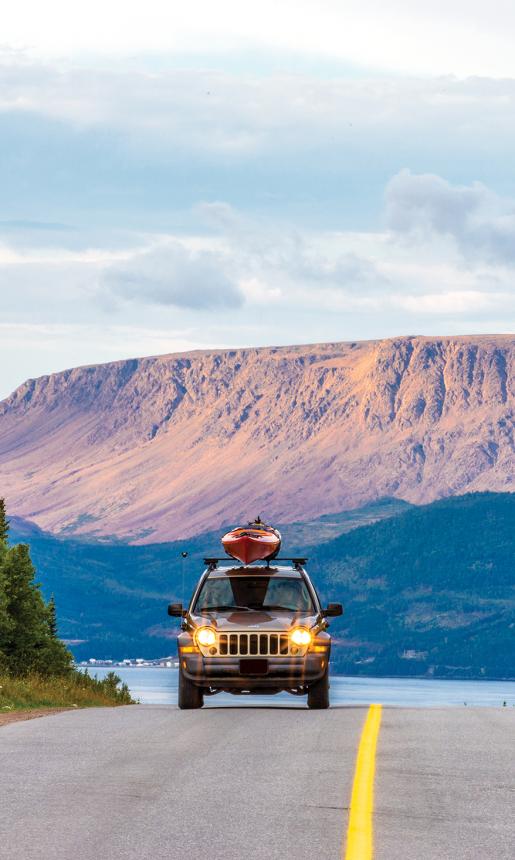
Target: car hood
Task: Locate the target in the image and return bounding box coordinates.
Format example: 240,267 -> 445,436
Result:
190,611 -> 318,631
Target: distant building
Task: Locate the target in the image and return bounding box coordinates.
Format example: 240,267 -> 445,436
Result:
401,649 -> 428,660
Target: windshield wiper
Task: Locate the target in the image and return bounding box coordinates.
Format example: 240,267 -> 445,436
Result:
200,604 -> 252,612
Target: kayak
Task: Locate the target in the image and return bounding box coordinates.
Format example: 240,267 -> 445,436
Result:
222,518 -> 282,565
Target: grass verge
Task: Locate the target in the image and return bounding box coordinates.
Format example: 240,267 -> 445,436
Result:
0,670 -> 135,711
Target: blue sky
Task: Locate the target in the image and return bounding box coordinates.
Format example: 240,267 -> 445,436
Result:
1,0 -> 514,397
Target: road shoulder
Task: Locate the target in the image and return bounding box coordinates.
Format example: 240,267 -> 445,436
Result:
0,708 -> 73,728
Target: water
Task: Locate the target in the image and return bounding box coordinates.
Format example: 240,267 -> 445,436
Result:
87,667 -> 515,708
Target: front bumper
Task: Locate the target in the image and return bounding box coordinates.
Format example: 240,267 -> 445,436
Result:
178,631 -> 330,690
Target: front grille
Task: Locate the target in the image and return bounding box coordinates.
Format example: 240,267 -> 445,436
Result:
211,631 -> 296,657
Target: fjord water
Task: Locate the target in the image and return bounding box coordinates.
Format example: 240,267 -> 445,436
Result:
89,667 -> 515,707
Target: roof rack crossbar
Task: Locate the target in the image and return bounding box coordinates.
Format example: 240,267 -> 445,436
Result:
203,557 -> 307,567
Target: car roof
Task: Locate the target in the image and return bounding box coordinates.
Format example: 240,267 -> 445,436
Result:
207,565 -> 303,579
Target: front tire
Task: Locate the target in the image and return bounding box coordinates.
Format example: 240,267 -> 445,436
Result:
307,669 -> 330,710
178,669 -> 204,709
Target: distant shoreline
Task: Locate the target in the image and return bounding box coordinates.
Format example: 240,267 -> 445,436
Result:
80,664 -> 515,683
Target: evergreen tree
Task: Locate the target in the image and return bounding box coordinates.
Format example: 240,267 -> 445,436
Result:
0,498 -> 12,670
1,544 -> 72,676
38,595 -> 73,675
1,544 -> 48,674
0,566 -> 11,671
47,595 -> 58,638
0,500 -> 73,676
0,498 -> 9,544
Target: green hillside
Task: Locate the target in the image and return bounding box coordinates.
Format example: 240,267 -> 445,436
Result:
309,492 -> 514,678
9,493 -> 515,679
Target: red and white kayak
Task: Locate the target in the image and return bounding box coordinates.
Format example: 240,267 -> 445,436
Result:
222,518 -> 281,565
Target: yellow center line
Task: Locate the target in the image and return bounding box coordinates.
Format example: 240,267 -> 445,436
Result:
343,703 -> 383,860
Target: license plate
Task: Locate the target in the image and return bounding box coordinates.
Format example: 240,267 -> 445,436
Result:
240,659 -> 268,675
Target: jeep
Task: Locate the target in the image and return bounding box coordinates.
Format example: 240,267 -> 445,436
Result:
168,557 -> 342,709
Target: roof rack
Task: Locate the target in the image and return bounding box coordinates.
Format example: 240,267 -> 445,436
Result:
203,557 -> 307,568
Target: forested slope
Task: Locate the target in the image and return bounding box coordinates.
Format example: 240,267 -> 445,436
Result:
9,493 -> 514,678
310,492 -> 514,677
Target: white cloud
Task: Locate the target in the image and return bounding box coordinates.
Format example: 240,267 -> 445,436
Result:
4,1 -> 515,77
195,202 -> 388,293
103,241 -> 244,310
2,181 -> 514,328
1,7 -> 514,399
0,174 -> 514,400
395,290 -> 510,315
386,169 -> 515,264
4,57 -> 515,161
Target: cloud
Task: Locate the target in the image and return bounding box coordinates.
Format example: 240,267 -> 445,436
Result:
103,242 -> 244,309
4,56 -> 515,241
4,57 -> 515,159
195,202 -> 389,298
4,1 -> 515,76
0,178 -> 513,404
395,289 -> 512,315
290,248 -> 387,291
385,169 -> 515,264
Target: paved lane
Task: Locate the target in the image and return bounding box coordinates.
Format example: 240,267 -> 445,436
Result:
375,708 -> 515,860
1,705 -> 513,859
0,705 -> 364,860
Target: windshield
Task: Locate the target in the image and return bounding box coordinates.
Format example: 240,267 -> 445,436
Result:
193,575 -> 315,614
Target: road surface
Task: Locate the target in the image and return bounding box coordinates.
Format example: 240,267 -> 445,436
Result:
1,704 -> 513,859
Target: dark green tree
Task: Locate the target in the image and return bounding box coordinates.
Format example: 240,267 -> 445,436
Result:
0,498 -> 9,544
47,595 -> 58,638
1,544 -> 72,676
38,595 -> 73,675
0,498 -> 12,670
1,544 -> 49,674
0,567 -> 11,670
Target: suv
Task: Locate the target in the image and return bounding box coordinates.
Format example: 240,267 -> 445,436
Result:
168,557 -> 342,710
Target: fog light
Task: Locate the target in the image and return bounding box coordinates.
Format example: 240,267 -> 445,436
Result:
195,626 -> 216,647
209,646 -> 217,655
290,627 -> 312,647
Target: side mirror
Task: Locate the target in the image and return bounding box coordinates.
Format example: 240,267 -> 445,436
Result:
168,603 -> 184,617
323,603 -> 343,617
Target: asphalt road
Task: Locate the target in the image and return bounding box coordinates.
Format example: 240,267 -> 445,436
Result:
1,704 -> 513,859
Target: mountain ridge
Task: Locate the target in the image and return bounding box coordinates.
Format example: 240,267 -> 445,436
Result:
0,333 -> 513,541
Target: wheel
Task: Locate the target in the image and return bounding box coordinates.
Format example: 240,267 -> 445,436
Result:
178,669 -> 204,709
307,669 -> 330,709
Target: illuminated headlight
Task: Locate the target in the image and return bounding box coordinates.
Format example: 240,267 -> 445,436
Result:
195,627 -> 216,647
290,627 -> 312,647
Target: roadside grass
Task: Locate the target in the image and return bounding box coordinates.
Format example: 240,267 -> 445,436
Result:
0,671 -> 135,711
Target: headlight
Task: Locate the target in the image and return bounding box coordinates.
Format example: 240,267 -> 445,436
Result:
195,626 -> 216,647
290,627 -> 312,647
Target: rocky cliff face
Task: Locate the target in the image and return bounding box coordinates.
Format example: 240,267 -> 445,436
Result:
0,335 -> 513,541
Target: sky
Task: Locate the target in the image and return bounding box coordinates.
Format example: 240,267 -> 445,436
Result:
1,0 -> 514,398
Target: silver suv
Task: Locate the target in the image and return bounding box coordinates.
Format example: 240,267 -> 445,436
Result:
168,557 -> 342,709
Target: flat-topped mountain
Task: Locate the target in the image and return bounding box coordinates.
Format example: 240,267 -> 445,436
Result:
0,334 -> 513,541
